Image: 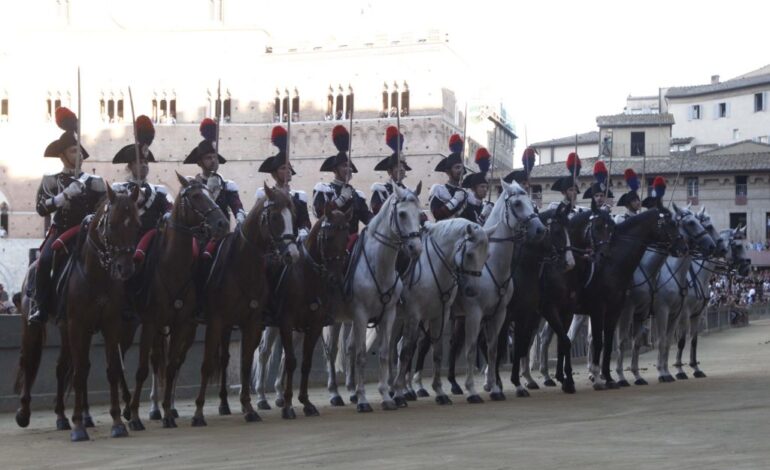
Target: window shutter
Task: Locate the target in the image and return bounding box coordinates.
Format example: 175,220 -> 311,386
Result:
687,106 -> 693,121
764,92 -> 768,111
713,104 -> 719,119
725,102 -> 731,118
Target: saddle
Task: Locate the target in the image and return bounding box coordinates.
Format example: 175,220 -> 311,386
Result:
53,218 -> 92,323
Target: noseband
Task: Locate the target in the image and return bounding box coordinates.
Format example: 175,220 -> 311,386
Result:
371,196 -> 421,249
490,193 -> 538,243
88,201 -> 136,271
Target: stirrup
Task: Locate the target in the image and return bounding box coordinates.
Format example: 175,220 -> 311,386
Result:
28,309 -> 47,325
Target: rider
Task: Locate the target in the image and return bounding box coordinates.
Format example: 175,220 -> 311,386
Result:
112,116 -> 173,263
29,107 -> 107,324
581,160 -> 614,212
256,125 -> 311,238
370,126 -> 413,215
312,125 -> 372,236
614,168 -> 642,224
641,176 -> 667,209
429,134 -> 467,221
460,148 -> 494,225
547,152 -> 582,217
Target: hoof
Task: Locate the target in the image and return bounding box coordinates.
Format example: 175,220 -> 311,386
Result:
388,390 -> 395,398
416,388 -> 430,398
593,382 -> 607,391
693,370 -> 707,378
219,403 -> 232,416
450,383 -> 463,396
149,409 -> 162,421
634,378 -> 649,386
405,390 -> 418,401
15,410 -> 30,428
483,383 -> 491,392
70,428 -> 90,442
303,404 -> 320,417
330,396 -> 345,407
490,391 -> 506,401
658,375 -> 675,383
542,379 -> 557,387
84,416 -> 95,428
515,388 -> 530,398
190,416 -> 206,427
349,395 -> 358,404
281,407 -> 296,420
56,417 -> 72,431
275,397 -> 286,408
435,395 -> 452,405
381,400 -> 398,411
171,408 -> 179,419
128,419 -> 145,431
606,380 -> 619,390
466,394 -> 484,404
356,402 -> 373,413
525,382 -> 540,390
111,423 -> 129,438
162,417 -> 178,428
244,411 -> 262,423
562,382 -> 576,394
257,400 -> 271,410
393,396 -> 408,408
675,372 -> 689,380
617,379 -> 631,387
122,407 -> 131,421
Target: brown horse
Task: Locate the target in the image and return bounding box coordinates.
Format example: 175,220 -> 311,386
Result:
66,186 -> 141,441
122,173 -> 228,431
191,185 -> 299,427
229,209 -> 350,419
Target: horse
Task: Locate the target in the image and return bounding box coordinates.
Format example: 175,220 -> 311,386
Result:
122,174 -> 228,431
338,182 -> 423,412
191,185 -> 299,427
390,219 -> 491,406
63,185 -> 141,441
246,209 -> 350,419
614,203 -> 716,385
674,223 -> 750,379
447,180 -> 545,403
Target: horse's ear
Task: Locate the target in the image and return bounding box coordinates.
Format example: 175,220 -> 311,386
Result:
698,205 -> 706,216
129,185 -> 140,203
176,171 -> 189,188
672,201 -> 683,216
465,223 -> 474,237
263,182 -> 274,200
106,183 -> 116,203
500,179 -> 513,194
414,181 -> 422,197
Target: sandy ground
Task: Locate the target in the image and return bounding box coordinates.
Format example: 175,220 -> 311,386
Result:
1,320 -> 769,470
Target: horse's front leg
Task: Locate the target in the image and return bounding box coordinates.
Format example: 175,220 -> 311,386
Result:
429,313 -> 451,405
323,323 -> 345,406
463,308 -> 483,403
351,314 -> 371,412
68,321 -> 92,442
192,316 -> 222,427
54,324 -> 72,431
127,321 -> 156,431
484,304 -> 507,400
299,325 -> 323,417
538,321 -> 556,386
376,308 -> 398,411
15,321 -> 45,429
447,316 -> 465,395
393,313 -> 419,406
253,325 -> 279,410
689,316 -> 705,378
217,328 -> 233,416
103,317 -> 129,438
239,319 -> 262,423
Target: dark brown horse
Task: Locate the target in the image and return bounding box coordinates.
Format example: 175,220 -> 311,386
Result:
122,173 -> 228,431
232,209 -> 350,419
191,185 -> 299,426
65,186 -> 141,441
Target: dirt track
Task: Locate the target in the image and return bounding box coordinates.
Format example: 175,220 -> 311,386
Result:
2,319 -> 769,470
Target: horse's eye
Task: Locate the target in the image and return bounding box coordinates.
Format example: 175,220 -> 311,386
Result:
514,200 -> 522,208
399,211 -> 407,219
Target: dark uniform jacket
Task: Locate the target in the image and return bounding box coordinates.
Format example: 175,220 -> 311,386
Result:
428,182 -> 467,221
36,171 -> 106,231
313,181 -> 372,234
112,180 -> 173,235
193,173 -> 245,222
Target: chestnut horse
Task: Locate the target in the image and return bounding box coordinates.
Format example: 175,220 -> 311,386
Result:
191,185 -> 299,426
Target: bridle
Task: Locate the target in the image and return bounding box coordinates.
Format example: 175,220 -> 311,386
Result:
306,218 -> 348,279
87,200 -> 137,271
246,199 -> 299,260
167,183 -> 221,238
370,195 -> 421,250
489,192 -> 539,244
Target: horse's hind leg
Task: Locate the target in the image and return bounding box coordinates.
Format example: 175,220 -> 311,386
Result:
278,324 -> 297,419
412,326 -> 432,397
299,325 -> 322,417
127,322 -> 156,431
16,322 -> 45,429
68,323 -> 92,442
447,317 -> 465,396
324,323 -> 344,406
103,322 -> 129,438
217,329 -> 233,416
119,317 -> 139,420
538,321 -> 556,386
253,326 -> 278,409
689,319 -> 705,377
239,321 -> 262,423
54,325 -> 72,431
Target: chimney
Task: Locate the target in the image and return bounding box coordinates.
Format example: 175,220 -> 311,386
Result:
711,75 -> 720,84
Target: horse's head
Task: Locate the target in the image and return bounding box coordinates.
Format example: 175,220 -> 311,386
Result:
540,207 -> 571,268
697,206 -> 728,257
452,222 -> 489,277
94,185 -> 141,280
583,209 -> 614,258
654,207 -> 688,257
254,184 -> 300,264
497,179 -> 545,241
726,227 -> 751,276
175,172 -> 229,239
389,182 -> 423,259
673,202 -> 715,256
312,209 -> 350,284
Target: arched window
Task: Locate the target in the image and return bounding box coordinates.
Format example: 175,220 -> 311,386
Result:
116,97 -> 124,122
401,81 -> 410,116
107,98 -> 115,122
151,95 -> 158,123
281,95 -> 289,123
0,95 -> 8,122
169,92 -> 176,122
223,90 -> 231,123
214,96 -> 221,119
292,88 -> 299,122
390,85 -> 399,117
335,90 -> 344,120
326,86 -> 334,120
381,83 -> 389,117
0,201 -> 9,236
160,98 -> 168,122
345,86 -> 354,119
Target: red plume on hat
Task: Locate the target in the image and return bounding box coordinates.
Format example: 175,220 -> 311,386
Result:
624,168 -> 640,192
522,147 -> 536,175
271,125 -> 287,152
200,118 -> 217,142
386,125 -> 403,153
55,107 -> 78,132
593,160 -> 608,184
135,115 -> 155,146
652,176 -> 666,199
448,134 -> 463,154
475,147 -> 490,174
332,125 -> 349,152
566,152 -> 581,176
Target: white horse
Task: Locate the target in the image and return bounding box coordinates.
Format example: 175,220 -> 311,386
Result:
615,204 -> 715,385
340,183 -> 423,412
451,180 -> 544,402
674,223 -> 749,379
392,219 -> 491,406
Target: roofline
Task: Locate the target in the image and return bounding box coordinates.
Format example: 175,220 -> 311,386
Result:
666,77 -> 770,99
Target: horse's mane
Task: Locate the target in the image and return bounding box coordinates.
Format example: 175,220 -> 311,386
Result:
428,218 -> 472,241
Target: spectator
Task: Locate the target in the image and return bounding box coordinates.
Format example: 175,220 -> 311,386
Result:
0,283 -> 8,303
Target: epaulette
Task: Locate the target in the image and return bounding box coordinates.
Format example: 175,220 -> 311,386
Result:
292,190 -> 308,203
313,182 -> 333,194
224,180 -> 239,192
87,174 -> 107,192
371,182 -> 389,194
355,189 -> 366,199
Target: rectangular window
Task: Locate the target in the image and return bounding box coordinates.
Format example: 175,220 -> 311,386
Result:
117,99 -> 124,121
630,132 -> 645,156
755,92 -> 765,112
0,98 -> 7,121
733,128 -> 740,141
759,136 -> 769,144
735,175 -> 748,205
730,212 -> 747,230
169,99 -> 176,120
690,104 -> 701,120
686,177 -> 699,198
718,102 -> 727,118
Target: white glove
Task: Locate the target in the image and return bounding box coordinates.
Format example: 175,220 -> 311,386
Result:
480,203 -> 493,221
334,185 -> 354,207
236,210 -> 246,225
63,180 -> 86,200
53,193 -> 69,208
447,190 -> 467,210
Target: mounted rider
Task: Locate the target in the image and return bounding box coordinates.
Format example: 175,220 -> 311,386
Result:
370,126 -> 412,214
548,152 -> 583,217
460,148 -> 494,225
112,116 -> 173,263
581,160 -> 614,212
641,176 -> 667,210
502,146 -> 538,195
312,125 -> 372,237
256,125 -> 311,238
429,134 -> 468,221
615,168 -> 642,224
29,107 -> 107,324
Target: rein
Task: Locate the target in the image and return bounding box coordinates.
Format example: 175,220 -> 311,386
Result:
87,202 -> 135,272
